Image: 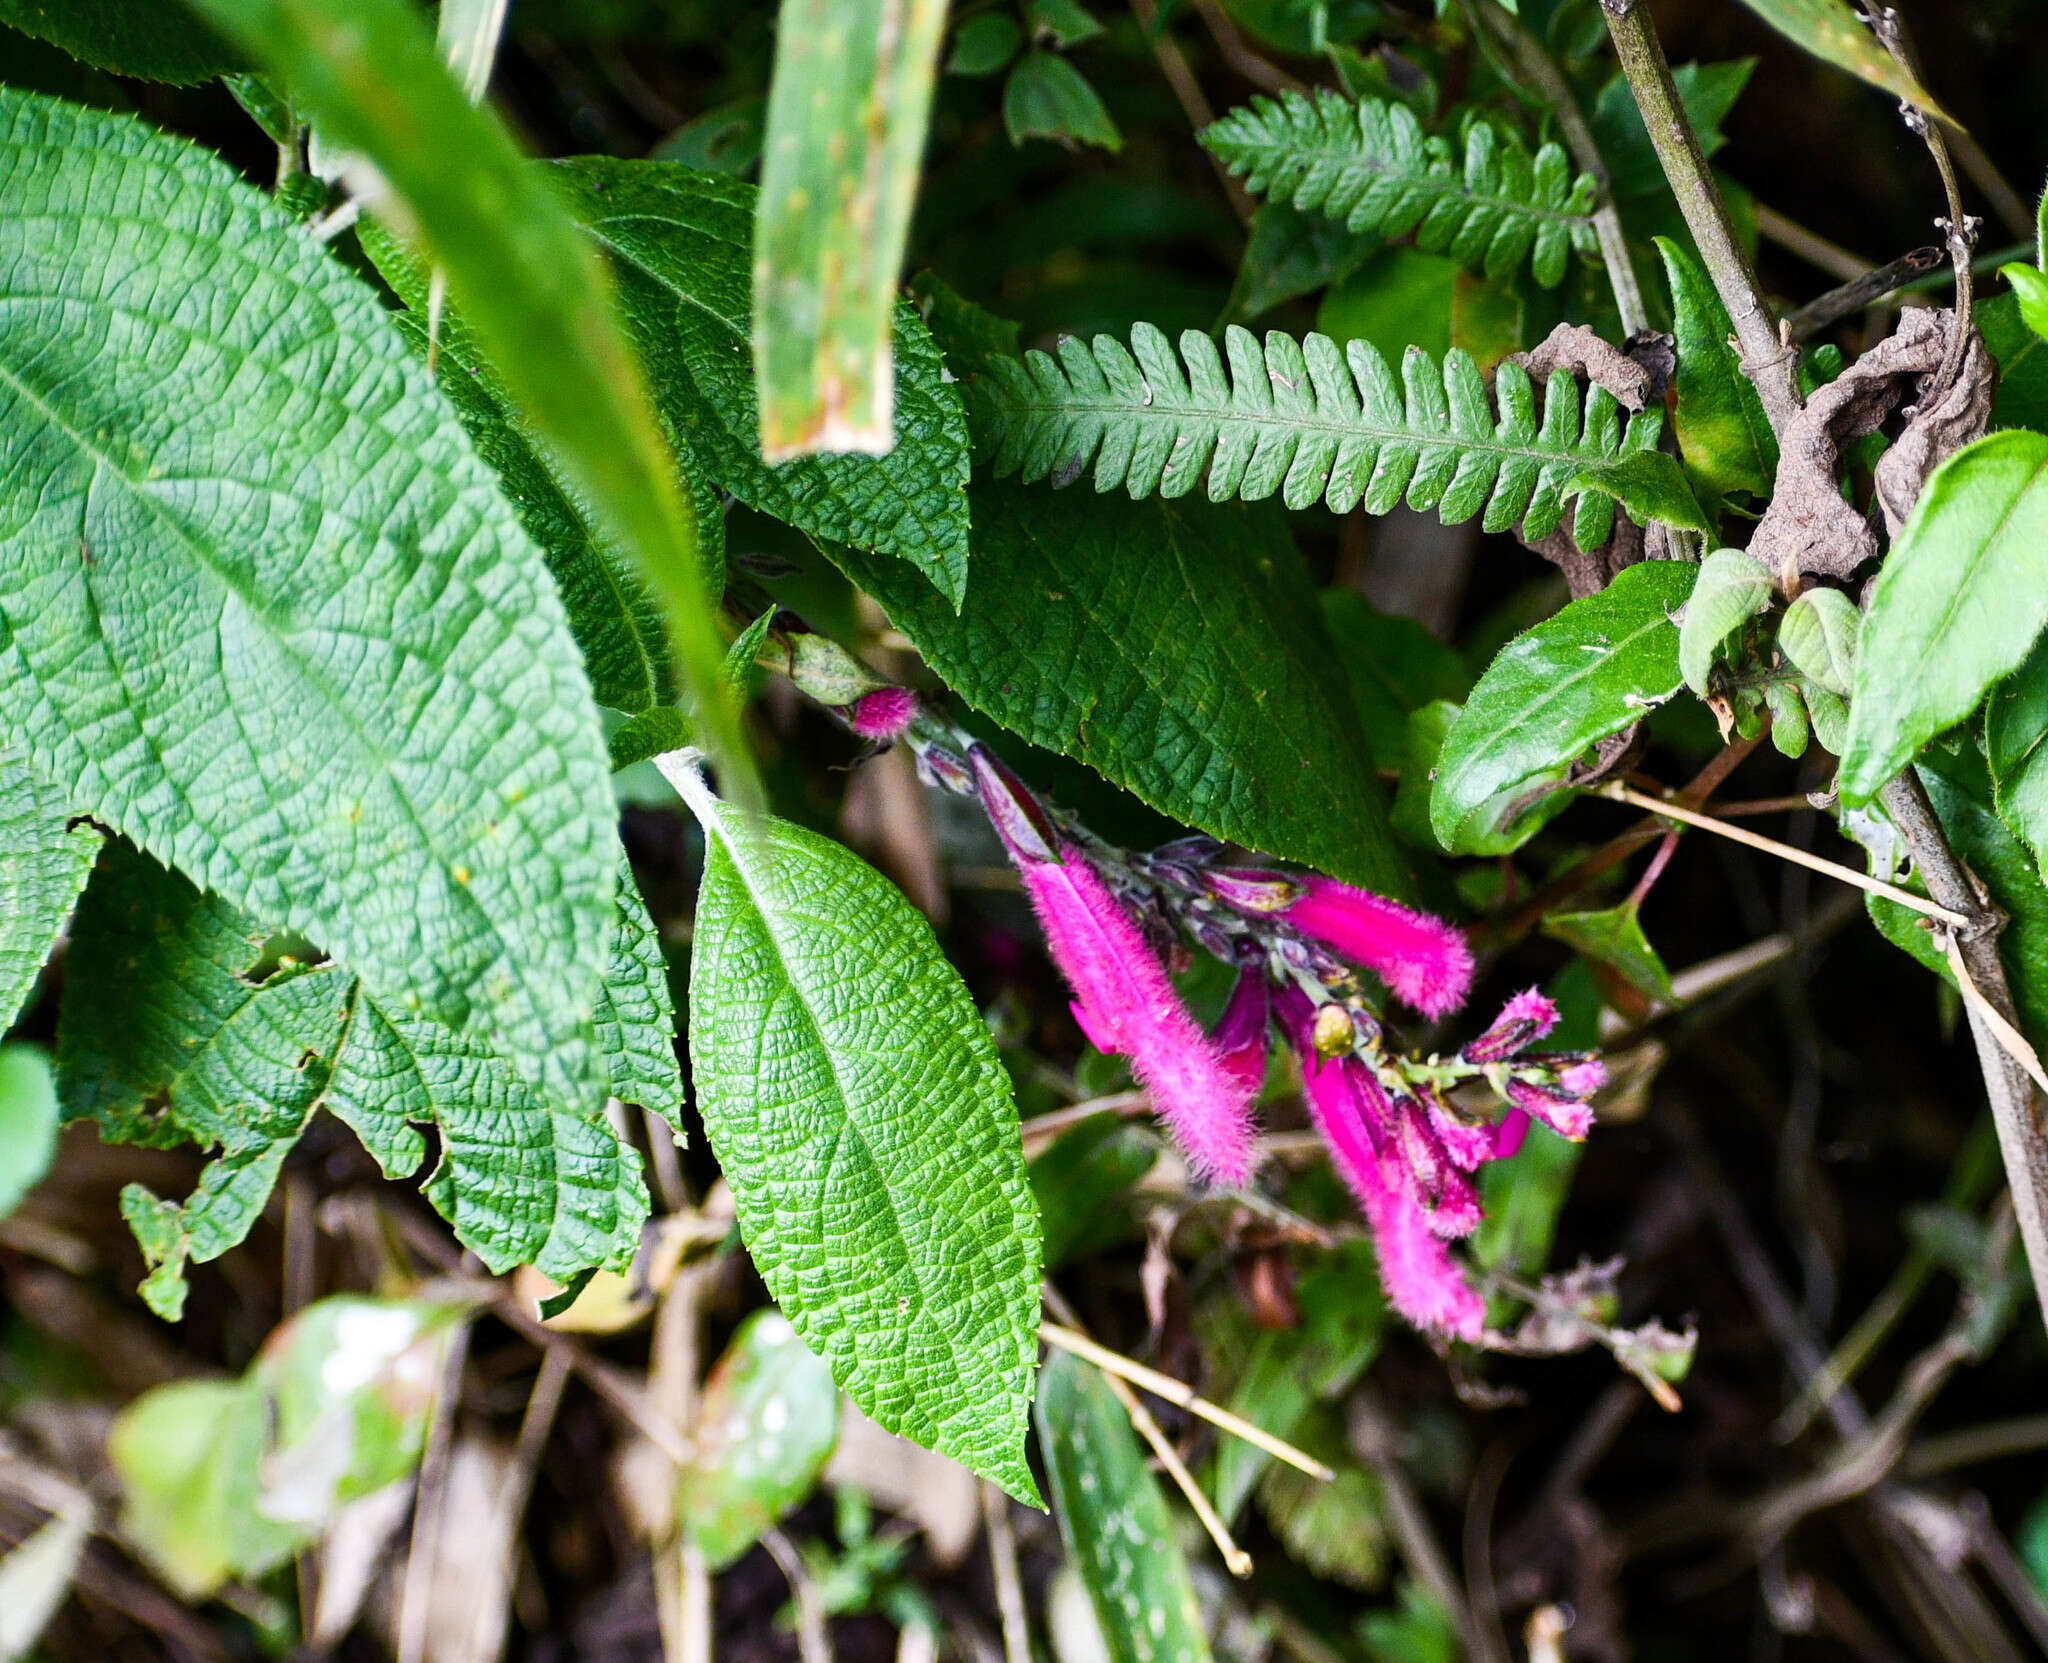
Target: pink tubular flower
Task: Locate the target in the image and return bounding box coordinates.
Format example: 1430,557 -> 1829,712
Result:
1505,1077 -> 1595,1142
969,747 -> 1256,1185
848,688 -> 919,742
1462,988 -> 1560,1064
1211,968 -> 1272,1100
1281,878 -> 1474,1018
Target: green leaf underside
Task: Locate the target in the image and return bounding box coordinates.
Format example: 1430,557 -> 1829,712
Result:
60,844 -> 676,1307
1779,586 -> 1859,696
1432,561 -> 1694,853
970,323 -> 1688,555
837,482 -> 1412,899
1678,547 -> 1770,697
685,801 -> 1040,1501
1036,1350 -> 1215,1663
1201,90 -> 1598,287
0,0 -> 246,83
1657,237 -> 1775,501
0,91 -> 615,1113
1842,431 -> 2048,804
0,751 -> 100,1032
753,0 -> 947,457
543,158 -> 973,608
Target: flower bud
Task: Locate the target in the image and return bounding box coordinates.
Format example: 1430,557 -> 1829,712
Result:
966,744 -> 1062,866
1207,867 -> 1300,913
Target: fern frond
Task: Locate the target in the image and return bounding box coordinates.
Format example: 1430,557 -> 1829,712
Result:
1201,91 -> 1600,288
969,324 -> 1674,553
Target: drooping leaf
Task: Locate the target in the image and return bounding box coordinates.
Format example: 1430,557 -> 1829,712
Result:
0,90 -> 615,1113
185,0 -> 748,789
0,1044 -> 60,1221
1201,90 -> 1599,287
60,845 -> 666,1315
1321,590 -> 1471,770
676,1309 -> 841,1569
1591,61 -> 1755,201
674,769 -> 1041,1501
1729,0 -> 1949,119
1779,586 -> 1860,696
1841,431 -> 2048,804
1542,902 -> 1675,1003
968,324 -> 1691,554
1432,562 -> 1694,854
1035,1350 -> 1215,1663
834,483 -> 1413,898
110,1296 -> 459,1598
754,0 -> 946,458
541,159 -> 973,608
1003,51 -> 1121,152
1029,1112 -> 1158,1272
0,751 -> 99,1033
0,0 -> 246,83
1657,236 -> 1774,501
1677,547 -> 1771,697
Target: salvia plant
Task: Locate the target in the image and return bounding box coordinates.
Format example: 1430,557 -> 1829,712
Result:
4,0 -> 2048,1655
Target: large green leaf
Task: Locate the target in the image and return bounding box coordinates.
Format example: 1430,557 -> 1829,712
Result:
0,0 -> 245,83
0,750 -> 99,1033
1035,1350 -> 1215,1663
1657,237 -> 1774,502
1842,432 -> 2048,805
0,90 -> 614,1111
545,159 -> 973,608
1431,561 -> 1695,854
970,324 -> 1691,555
60,845 -> 673,1316
185,0 -> 747,788
838,483 -> 1412,898
1729,0 -> 1947,118
754,0 -> 947,457
673,767 -> 1040,1501
1201,90 -> 1598,288
1320,590 -> 1470,771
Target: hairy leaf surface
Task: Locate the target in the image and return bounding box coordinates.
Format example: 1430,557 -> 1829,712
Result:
1842,432 -> 2048,804
676,774 -> 1040,1500
1036,1350 -> 1215,1663
0,751 -> 99,1033
1432,562 -> 1693,854
0,90 -> 615,1113
970,324 -> 1690,553
1202,90 -> 1598,287
545,159 -> 973,607
838,483 -> 1411,898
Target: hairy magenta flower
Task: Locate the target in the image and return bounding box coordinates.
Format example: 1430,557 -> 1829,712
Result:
1285,877 -> 1475,1017
1461,988 -> 1560,1063
968,746 -> 1257,1185
1211,967 -> 1272,1099
847,687 -> 919,742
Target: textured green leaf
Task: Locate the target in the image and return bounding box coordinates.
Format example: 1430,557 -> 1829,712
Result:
1036,1350 -> 1215,1663
1767,679 -> 1811,759
0,0 -> 245,83
1321,590 -> 1470,771
1256,1430 -> 1386,1590
1543,902 -> 1674,1003
1986,632 -> 2048,878
609,709 -> 697,772
754,0 -> 946,457
1209,1239 -> 1383,1526
1842,432 -> 2048,804
1003,51 -> 1121,152
677,1309 -> 841,1569
0,90 -> 614,1113
0,751 -> 98,1033
673,769 -> 1041,1500
1982,292 -> 2048,433
969,324 -> 1688,554
1779,586 -> 1860,696
1657,236 -> 1775,501
1432,561 -> 1693,854
835,483 -> 1412,898
186,0 -> 747,788
1029,1112 -> 1158,1272
1678,547 -> 1771,697
0,1044 -> 59,1221
1202,90 -> 1598,287
1730,0 -> 1948,118
60,845 -> 666,1309
544,159 -> 973,608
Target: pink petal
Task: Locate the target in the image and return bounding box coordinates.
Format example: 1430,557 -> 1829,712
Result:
1424,1091 -> 1498,1172
1558,1058 -> 1607,1097
1492,1107 -> 1531,1161
1285,878 -> 1474,1018
1211,969 -> 1272,1098
1506,1078 -> 1594,1141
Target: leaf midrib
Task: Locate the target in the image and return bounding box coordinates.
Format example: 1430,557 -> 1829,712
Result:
1212,136 -> 1596,230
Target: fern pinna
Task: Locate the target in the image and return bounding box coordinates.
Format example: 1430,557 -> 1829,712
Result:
1201,90 -> 1600,287
968,323 -> 1674,553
